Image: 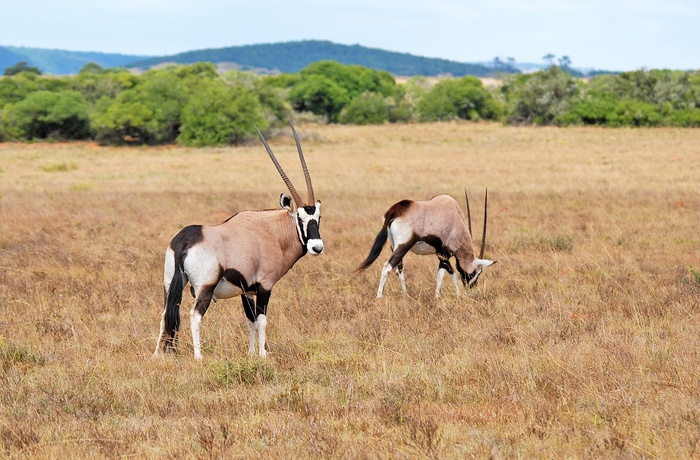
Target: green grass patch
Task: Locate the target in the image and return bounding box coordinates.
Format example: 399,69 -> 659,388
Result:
209,357 -> 277,386
689,265 -> 700,287
42,161 -> 77,172
0,336 -> 47,370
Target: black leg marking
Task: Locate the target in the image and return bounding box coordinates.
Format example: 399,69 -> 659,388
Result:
241,295 -> 256,323
388,240 -> 416,269
194,285 -> 215,318
241,291 -> 271,323
255,291 -> 271,318
437,253 -> 455,274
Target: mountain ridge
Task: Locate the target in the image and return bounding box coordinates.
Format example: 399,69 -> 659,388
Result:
1,40 -> 607,77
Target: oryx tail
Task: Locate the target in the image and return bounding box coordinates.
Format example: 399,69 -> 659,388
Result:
164,252 -> 184,344
356,224 -> 388,272
356,200 -> 410,272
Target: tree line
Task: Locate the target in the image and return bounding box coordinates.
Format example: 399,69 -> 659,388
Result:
1,60 -> 699,145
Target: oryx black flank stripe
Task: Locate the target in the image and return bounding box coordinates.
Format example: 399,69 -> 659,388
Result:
222,268 -> 267,295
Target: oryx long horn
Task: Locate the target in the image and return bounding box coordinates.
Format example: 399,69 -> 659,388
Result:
465,189 -> 472,237
479,188 -> 488,259
255,125 -> 304,207
289,122 -> 315,204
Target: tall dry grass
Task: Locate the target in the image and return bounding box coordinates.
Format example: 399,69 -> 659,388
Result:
0,123 -> 699,458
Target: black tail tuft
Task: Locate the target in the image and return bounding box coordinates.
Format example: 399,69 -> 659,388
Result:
164,258 -> 184,351
355,224 -> 389,273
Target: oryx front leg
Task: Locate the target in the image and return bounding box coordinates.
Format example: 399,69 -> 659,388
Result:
378,244 -> 413,299
190,286 -> 214,360
242,292 -> 270,357
395,261 -> 407,295
436,257 -> 460,298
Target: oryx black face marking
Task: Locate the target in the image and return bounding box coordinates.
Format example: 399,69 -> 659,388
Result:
154,122 -> 323,360
355,192 -> 495,298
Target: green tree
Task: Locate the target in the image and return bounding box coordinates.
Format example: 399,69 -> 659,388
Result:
338,92 -> 390,125
1,90 -> 89,140
91,67 -> 189,144
289,74 -> 349,122
417,76 -> 502,122
501,66 -> 579,125
289,61 -> 398,122
71,68 -> 137,104
178,81 -> 268,146
4,61 -> 42,76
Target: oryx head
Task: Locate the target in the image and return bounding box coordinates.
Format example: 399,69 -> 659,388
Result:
255,123 -> 324,255
461,189 -> 495,288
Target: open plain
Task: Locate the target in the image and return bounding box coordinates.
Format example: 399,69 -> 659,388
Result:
0,122 -> 699,458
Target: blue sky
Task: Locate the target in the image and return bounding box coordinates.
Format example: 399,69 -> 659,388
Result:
2,0 -> 698,71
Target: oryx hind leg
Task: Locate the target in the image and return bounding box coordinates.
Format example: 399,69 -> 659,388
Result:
190,284 -> 215,360
377,242 -> 414,298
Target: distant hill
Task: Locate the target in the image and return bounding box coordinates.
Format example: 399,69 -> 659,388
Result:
127,40 -> 507,77
0,46 -> 152,75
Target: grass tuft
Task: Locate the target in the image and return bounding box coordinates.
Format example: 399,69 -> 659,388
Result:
689,264 -> 700,287
209,357 -> 277,386
42,161 -> 77,172
0,337 -> 47,370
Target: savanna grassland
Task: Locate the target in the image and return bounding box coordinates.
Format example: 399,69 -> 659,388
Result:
1,123 -> 699,458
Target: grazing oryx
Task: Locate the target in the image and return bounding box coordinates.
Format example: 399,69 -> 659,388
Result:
154,123 -> 323,359
356,191 -> 495,298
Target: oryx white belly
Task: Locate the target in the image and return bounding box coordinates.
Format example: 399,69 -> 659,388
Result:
213,278 -> 245,300
411,241 -> 436,255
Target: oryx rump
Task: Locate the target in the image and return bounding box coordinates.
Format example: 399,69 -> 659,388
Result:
154,123 -> 322,359
356,192 -> 495,298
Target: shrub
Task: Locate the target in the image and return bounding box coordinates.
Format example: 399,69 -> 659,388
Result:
0,90 -> 90,140
560,98 -> 617,125
502,66 -> 579,125
417,76 -> 501,122
289,61 -> 399,122
338,92 -> 390,125
178,82 -> 268,146
91,68 -> 187,145
605,99 -> 662,127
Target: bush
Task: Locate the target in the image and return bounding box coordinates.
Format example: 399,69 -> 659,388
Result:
559,98 -> 617,125
417,76 -> 501,122
91,67 -> 187,145
339,92 -> 390,125
605,99 -> 661,127
1,90 -> 90,140
289,61 -> 399,122
178,82 -> 269,146
502,66 -> 579,125
665,108 -> 700,127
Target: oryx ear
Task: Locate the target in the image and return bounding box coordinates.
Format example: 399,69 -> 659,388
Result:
279,193 -> 294,212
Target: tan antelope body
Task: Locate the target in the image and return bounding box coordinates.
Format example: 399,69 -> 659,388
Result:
357,192 -> 495,298
154,123 -> 322,359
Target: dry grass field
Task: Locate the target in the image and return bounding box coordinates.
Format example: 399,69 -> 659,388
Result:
1,122 -> 699,458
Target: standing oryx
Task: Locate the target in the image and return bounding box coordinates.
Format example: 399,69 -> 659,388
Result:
154,123 -> 323,359
356,191 -> 495,298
